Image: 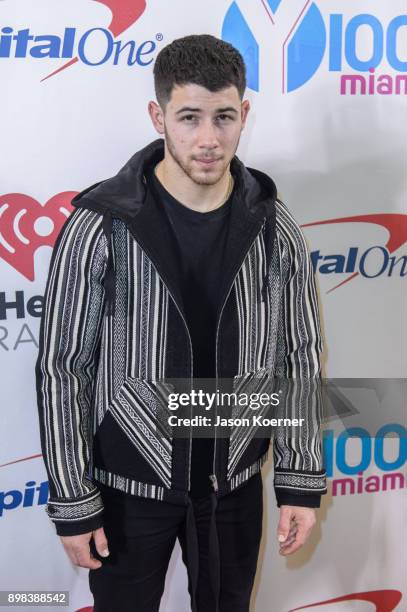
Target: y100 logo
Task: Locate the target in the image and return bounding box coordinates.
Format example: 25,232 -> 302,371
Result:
324,424 -> 407,477
222,1 -> 407,95
323,424 -> 407,498
302,214 -> 407,293
0,0 -> 162,82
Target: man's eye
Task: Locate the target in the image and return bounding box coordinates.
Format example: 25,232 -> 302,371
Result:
181,115 -> 197,122
217,114 -> 233,122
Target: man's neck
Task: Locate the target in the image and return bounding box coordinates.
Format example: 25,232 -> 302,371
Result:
154,155 -> 232,213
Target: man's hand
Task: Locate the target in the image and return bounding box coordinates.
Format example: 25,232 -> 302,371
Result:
60,526 -> 109,569
277,506 -> 316,556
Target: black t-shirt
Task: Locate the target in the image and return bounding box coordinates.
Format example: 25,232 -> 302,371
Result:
146,165 -> 233,497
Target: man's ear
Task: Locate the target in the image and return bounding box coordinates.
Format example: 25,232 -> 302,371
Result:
241,99 -> 251,130
148,100 -> 165,134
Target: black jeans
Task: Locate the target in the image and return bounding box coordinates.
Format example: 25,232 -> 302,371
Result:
89,472 -> 263,612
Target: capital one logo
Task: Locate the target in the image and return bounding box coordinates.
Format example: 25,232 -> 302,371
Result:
0,193 -> 76,280
222,0 -> 407,95
301,214 -> 407,293
0,454 -> 48,519
0,0 -> 162,82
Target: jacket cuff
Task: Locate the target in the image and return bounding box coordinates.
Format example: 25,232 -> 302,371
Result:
274,468 -> 327,494
54,513 -> 104,536
275,490 -> 321,508
46,488 -> 104,530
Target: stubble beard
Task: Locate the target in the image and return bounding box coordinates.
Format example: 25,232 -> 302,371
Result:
164,127 -> 238,186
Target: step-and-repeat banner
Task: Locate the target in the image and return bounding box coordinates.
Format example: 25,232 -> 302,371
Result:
1,1 -> 406,610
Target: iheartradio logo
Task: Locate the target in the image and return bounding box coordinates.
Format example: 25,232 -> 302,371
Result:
0,192 -> 77,280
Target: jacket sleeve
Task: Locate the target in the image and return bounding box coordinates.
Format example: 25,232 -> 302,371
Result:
35,207 -> 107,535
272,200 -> 327,508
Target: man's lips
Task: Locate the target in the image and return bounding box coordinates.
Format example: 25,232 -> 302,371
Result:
194,158 -> 221,165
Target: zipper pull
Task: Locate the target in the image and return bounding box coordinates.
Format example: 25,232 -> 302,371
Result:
209,474 -> 219,492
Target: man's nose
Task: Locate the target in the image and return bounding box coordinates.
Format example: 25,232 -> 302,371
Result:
197,120 -> 219,149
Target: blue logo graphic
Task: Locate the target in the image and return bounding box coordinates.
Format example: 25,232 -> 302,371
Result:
324,424 -> 407,478
222,3 -> 260,91
221,1 -> 326,92
287,3 -> 326,91
0,480 -> 49,517
222,2 -> 407,96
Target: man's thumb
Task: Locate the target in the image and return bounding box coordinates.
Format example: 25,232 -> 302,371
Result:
93,527 -> 110,557
277,512 -> 291,542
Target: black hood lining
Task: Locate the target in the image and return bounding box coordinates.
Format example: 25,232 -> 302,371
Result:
71,138 -> 277,222
72,139 -> 277,318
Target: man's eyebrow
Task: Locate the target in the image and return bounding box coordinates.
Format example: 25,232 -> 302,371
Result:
175,106 -> 239,115
175,107 -> 202,114
216,107 -> 238,114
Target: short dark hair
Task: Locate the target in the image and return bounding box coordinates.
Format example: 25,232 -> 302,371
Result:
153,34 -> 246,107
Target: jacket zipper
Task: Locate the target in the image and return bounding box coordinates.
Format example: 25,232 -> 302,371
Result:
210,222 -> 266,493
131,183 -> 265,495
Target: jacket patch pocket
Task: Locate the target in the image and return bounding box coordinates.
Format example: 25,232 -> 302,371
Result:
108,377 -> 173,488
227,368 -> 275,480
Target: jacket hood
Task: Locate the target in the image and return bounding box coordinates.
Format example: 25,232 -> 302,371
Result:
71,138 -> 277,221
71,139 -> 277,317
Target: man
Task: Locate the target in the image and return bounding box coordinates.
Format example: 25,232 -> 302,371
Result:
36,34 -> 327,612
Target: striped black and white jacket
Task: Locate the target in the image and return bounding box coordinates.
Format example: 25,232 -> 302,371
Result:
35,139 -> 327,535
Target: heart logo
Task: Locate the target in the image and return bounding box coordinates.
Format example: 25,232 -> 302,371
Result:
0,191 -> 77,281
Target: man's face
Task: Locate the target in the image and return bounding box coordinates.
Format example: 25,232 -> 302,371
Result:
149,84 -> 250,186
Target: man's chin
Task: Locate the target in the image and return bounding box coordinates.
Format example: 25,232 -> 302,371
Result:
188,168 -> 226,187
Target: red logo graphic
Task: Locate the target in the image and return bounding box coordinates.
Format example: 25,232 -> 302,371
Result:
0,454 -> 43,469
302,213 -> 407,293
42,0 -> 147,81
0,192 -> 76,280
289,589 -> 403,611
77,590 -> 403,612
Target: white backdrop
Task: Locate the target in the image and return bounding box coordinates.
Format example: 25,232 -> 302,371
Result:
1,1 -> 406,610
